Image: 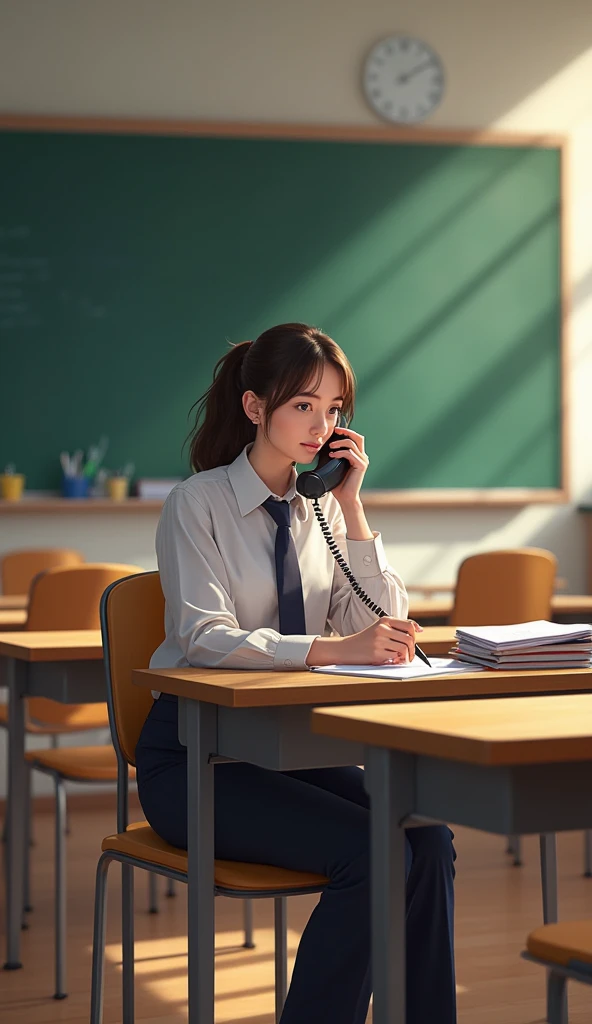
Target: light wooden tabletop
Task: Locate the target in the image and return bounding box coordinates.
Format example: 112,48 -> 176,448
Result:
0,609 -> 27,629
0,630 -> 103,662
0,594 -> 28,611
311,694 -> 592,766
133,663 -> 592,709
409,593 -> 592,620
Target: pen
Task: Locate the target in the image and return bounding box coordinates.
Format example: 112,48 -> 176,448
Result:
414,643 -> 432,668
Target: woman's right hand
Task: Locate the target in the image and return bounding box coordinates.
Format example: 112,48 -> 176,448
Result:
306,618 -> 423,667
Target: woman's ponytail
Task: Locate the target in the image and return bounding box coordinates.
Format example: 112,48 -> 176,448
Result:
186,341 -> 255,472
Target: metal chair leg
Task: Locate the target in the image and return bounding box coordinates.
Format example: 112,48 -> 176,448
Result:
122,863 -> 134,1024
274,897 -> 288,1024
90,854 -> 111,1024
54,776 -> 67,999
243,898 -> 255,949
148,870 -> 158,913
546,970 -> 568,1024
50,735 -> 70,833
584,830 -> 592,877
166,876 -> 176,898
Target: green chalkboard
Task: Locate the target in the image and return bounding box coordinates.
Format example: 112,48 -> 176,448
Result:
0,123 -> 563,497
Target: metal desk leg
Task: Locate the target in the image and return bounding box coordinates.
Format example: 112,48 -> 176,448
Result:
365,747 -> 414,1024
4,658 -> 27,970
183,698 -> 216,1024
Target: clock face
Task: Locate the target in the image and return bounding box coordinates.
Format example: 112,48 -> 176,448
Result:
363,35 -> 445,124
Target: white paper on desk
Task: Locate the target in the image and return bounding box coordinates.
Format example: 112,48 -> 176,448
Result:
311,657 -> 483,681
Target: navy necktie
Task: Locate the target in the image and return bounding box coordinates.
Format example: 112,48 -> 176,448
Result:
261,497 -> 307,634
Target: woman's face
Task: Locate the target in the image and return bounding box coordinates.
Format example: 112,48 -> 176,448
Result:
266,363 -> 345,465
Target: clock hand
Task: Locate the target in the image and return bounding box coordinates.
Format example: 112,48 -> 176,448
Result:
396,59 -> 435,85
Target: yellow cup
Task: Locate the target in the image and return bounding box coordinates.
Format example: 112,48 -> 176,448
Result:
0,474 -> 25,501
107,476 -> 129,501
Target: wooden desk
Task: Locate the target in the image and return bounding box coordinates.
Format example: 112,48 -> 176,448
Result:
410,593 -> 592,624
0,609 -> 26,630
0,630 -> 104,969
312,695 -> 592,1023
0,594 -> 27,611
133,664 -> 592,1024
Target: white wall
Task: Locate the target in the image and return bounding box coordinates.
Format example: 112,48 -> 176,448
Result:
1,0 -> 592,791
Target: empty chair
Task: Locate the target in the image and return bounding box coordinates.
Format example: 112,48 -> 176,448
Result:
0,547 -> 84,596
450,548 -> 557,627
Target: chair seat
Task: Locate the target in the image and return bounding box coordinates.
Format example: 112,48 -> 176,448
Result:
0,701 -> 110,734
104,822 -> 328,893
527,920 -> 592,967
26,744 -> 136,782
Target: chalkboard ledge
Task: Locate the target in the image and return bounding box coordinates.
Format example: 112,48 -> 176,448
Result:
0,487 -> 568,512
0,497 -> 164,514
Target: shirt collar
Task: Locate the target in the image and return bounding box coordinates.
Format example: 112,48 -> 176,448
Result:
227,444 -> 309,521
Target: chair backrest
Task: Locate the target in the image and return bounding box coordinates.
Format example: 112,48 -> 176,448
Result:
27,563 -> 144,631
100,571 -> 165,767
449,548 -> 558,627
1,548 -> 84,596
25,563 -> 144,727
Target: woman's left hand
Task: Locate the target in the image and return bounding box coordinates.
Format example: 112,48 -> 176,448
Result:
328,426 -> 369,507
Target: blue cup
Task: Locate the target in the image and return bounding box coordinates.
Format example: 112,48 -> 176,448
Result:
62,475 -> 91,498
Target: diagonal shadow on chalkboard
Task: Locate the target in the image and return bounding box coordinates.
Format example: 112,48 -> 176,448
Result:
481,415 -> 556,487
324,148 -> 537,336
353,201 -> 558,394
375,309 -> 559,486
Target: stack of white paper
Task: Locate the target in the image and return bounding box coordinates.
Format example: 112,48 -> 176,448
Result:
452,620 -> 592,670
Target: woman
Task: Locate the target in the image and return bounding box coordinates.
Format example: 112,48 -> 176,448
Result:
135,322 -> 456,1024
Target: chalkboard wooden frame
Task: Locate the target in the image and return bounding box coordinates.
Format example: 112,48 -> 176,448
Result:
0,114 -> 569,508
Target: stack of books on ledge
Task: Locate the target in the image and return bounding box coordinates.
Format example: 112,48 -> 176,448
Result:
451,620 -> 592,670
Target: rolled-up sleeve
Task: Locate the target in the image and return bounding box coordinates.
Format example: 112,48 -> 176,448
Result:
326,498 -> 408,636
156,487 -> 318,670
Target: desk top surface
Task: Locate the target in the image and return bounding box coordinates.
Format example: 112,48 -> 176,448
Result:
312,693 -> 592,765
134,663 -> 592,708
0,630 -> 102,661
0,610 -> 27,628
0,594 -> 28,611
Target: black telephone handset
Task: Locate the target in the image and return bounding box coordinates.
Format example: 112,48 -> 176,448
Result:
295,415 -> 431,666
295,414 -> 350,499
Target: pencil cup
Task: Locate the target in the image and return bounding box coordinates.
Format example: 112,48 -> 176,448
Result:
106,476 -> 129,501
0,474 -> 25,501
62,476 -> 90,498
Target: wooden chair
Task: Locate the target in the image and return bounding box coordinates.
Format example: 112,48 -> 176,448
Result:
522,920 -> 592,1022
89,571 -> 328,1024
5,563 -> 142,997
450,548 -> 557,628
0,547 -> 84,595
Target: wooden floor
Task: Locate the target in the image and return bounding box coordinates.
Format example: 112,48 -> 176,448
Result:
1,803 -> 592,1023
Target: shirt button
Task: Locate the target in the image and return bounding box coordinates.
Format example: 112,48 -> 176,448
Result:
363,555 -> 372,565
284,659 -> 293,667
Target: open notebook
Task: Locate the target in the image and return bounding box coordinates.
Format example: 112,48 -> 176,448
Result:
311,657 -> 481,681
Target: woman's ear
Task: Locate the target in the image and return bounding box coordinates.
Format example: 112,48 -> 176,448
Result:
242,390 -> 264,425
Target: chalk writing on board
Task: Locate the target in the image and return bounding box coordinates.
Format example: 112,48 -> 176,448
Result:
0,242 -> 48,329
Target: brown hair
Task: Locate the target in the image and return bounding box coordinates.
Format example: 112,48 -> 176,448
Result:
187,322 -> 356,472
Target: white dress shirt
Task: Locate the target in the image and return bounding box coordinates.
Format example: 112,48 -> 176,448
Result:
150,443 -> 408,676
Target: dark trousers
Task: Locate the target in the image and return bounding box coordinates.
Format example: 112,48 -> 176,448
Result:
135,694 -> 457,1024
